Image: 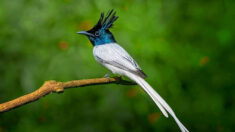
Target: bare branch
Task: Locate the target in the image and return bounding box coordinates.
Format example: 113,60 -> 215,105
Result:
0,76 -> 136,113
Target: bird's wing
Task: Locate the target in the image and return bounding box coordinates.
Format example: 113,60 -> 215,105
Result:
93,43 -> 147,78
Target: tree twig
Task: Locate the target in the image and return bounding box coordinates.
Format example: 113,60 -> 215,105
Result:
0,76 -> 136,113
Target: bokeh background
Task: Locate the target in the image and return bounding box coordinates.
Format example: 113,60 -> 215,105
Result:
0,0 -> 234,131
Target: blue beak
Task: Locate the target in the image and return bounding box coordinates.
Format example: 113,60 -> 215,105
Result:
77,31 -> 95,37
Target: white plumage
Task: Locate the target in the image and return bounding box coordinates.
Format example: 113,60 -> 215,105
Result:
93,43 -> 189,132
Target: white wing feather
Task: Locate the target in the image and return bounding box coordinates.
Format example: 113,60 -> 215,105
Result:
94,43 -> 141,70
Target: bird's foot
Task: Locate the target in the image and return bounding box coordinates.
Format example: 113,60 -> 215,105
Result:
104,73 -> 124,83
104,73 -> 111,78
104,73 -> 112,81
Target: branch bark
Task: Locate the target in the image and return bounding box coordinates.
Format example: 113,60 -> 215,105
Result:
0,77 -> 136,113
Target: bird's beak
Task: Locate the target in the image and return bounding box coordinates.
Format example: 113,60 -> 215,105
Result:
77,31 -> 95,37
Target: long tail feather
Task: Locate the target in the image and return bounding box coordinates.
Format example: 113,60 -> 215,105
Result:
126,72 -> 189,132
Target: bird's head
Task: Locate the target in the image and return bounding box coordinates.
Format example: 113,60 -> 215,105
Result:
77,9 -> 119,46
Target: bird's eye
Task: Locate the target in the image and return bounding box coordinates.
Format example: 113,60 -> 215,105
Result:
95,31 -> 100,36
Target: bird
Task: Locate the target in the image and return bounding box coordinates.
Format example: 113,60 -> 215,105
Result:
77,9 -> 189,132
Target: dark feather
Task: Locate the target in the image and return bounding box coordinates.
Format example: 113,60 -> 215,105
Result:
136,69 -> 147,79
88,9 -> 118,33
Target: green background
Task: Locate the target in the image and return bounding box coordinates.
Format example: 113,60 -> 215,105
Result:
0,0 -> 234,131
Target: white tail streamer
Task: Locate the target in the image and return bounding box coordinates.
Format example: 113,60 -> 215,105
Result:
126,72 -> 189,132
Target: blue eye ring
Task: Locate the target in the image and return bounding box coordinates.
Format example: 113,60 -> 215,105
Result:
95,31 -> 100,36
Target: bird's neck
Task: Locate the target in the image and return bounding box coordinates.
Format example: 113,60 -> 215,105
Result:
93,36 -> 116,46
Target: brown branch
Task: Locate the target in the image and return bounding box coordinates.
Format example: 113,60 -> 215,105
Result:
0,76 -> 136,113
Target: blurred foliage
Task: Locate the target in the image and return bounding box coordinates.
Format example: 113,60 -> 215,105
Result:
0,0 -> 235,131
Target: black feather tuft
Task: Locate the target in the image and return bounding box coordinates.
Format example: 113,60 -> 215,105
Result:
88,9 -> 118,33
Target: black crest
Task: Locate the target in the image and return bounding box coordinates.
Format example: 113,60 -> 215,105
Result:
88,9 -> 118,33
